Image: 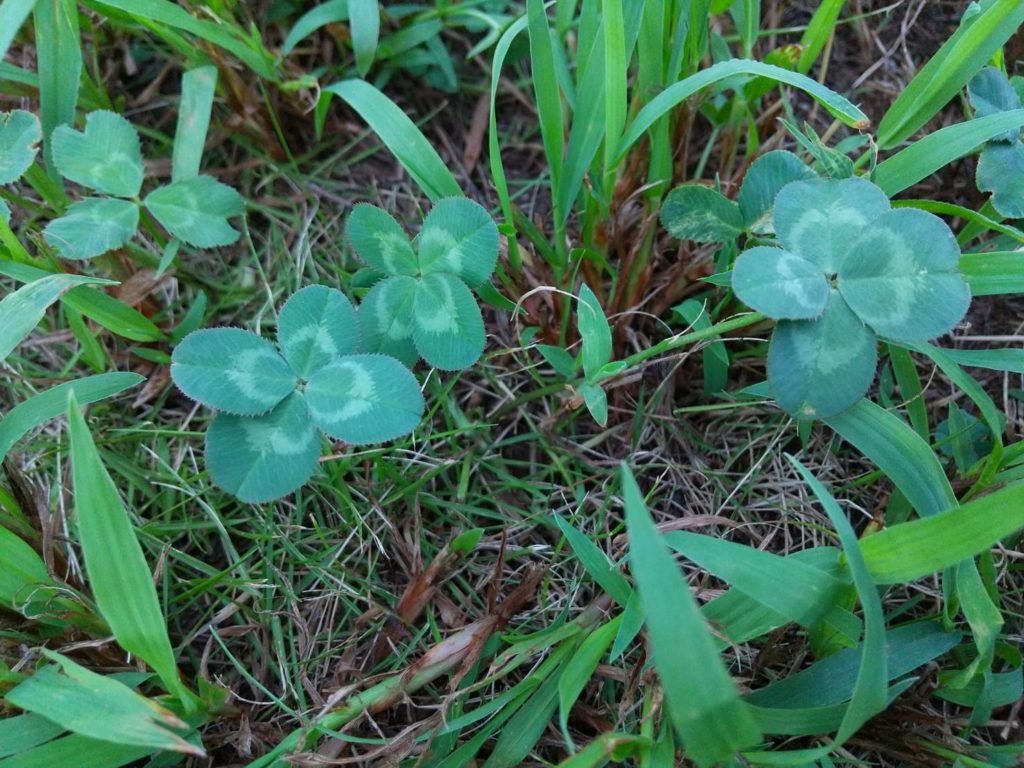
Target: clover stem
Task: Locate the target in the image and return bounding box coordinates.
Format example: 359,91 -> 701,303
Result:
618,311 -> 768,370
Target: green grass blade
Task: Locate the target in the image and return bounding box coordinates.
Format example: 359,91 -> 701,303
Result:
0,0 -> 37,62
84,0 -> 276,79
0,714 -> 64,759
876,0 -> 1024,149
602,0 -> 626,177
887,345 -> 929,440
33,0 -> 80,178
859,483 -> 1024,583
553,515 -> 632,607
488,14 -> 529,228
797,0 -> 845,74
961,251 -> 1024,296
67,395 -> 194,710
171,66 -> 217,183
825,399 -> 956,518
874,110 -> 1024,196
0,273 -> 114,363
0,372 -> 142,464
558,617 -> 620,749
0,733 -> 153,767
664,531 -> 846,629
323,79 -> 461,202
621,463 -> 761,766
927,346 -> 1024,373
616,59 -> 869,166
764,458 -> 887,758
0,525 -> 54,609
281,0 -> 347,55
556,25 -> 604,226
349,0 -> 380,76
526,0 -> 564,191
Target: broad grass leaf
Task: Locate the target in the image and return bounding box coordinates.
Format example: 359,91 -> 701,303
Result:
171,66 -> 217,183
0,526 -> 54,609
621,464 -> 761,766
52,111 -> 143,197
737,150 -> 816,233
171,328 -> 296,415
838,208 -> 970,341
976,141 -> 1024,219
768,292 -> 877,419
282,0 -> 347,55
859,482 -> 1024,584
876,0 -> 1024,149
206,392 -> 321,503
557,617 -> 620,748
747,621 -> 958,710
577,381 -> 607,426
731,246 -> 829,320
348,0 -> 380,76
5,652 -> 201,755
773,178 -> 890,273
960,251 -> 1024,296
0,109 -> 41,184
359,275 -> 419,366
0,273 -> 115,363
526,0 -> 565,190
660,184 -> 744,243
346,204 -> 417,277
144,176 -> 244,247
68,397 -> 192,707
968,67 -> 1021,141
305,354 -> 424,444
577,284 -> 611,380
323,80 -> 462,202
0,714 -> 65,759
552,515 -> 632,607
412,272 -> 485,370
824,399 -> 956,518
277,285 -> 359,378
0,372 -> 143,464
417,198 -> 499,287
0,731 -> 153,767
874,110 -> 1024,197
0,0 -> 36,64
664,532 -> 846,630
43,197 -> 139,260
35,0 -> 80,179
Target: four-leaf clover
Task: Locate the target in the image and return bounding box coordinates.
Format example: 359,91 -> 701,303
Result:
731,177 -> 971,419
43,111 -> 244,260
171,285 -> 424,502
349,197 -> 499,370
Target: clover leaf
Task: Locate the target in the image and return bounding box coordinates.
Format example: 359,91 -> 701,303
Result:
348,197 -> 499,370
967,67 -> 1024,218
170,285 -> 425,503
729,177 -> 970,419
45,110 -> 245,261
660,150 -> 817,243
0,110 -> 42,223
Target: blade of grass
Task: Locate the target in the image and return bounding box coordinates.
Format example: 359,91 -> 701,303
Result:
323,79 -> 462,201
0,373 -> 143,464
874,110 -> 1024,196
67,395 -> 195,710
0,0 -> 37,62
960,251 -> 1024,296
621,463 -> 761,766
859,482 -> 1024,584
171,66 -> 217,183
797,0 -> 845,74
281,0 -> 347,55
0,714 -> 64,760
0,273 -> 115,363
876,0 -> 1024,148
349,0 -> 380,76
33,0 -> 80,179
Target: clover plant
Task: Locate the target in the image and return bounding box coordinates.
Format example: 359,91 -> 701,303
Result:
967,66 -> 1024,218
43,110 -> 244,260
729,176 -> 971,418
170,285 -> 424,502
349,197 -> 498,370
0,110 -> 42,223
660,150 -> 816,242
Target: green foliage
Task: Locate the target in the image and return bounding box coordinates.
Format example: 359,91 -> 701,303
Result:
42,109 -> 243,260
348,198 -> 498,370
171,285 -> 425,502
0,109 -> 41,222
729,176 -> 971,418
969,67 -> 1024,218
